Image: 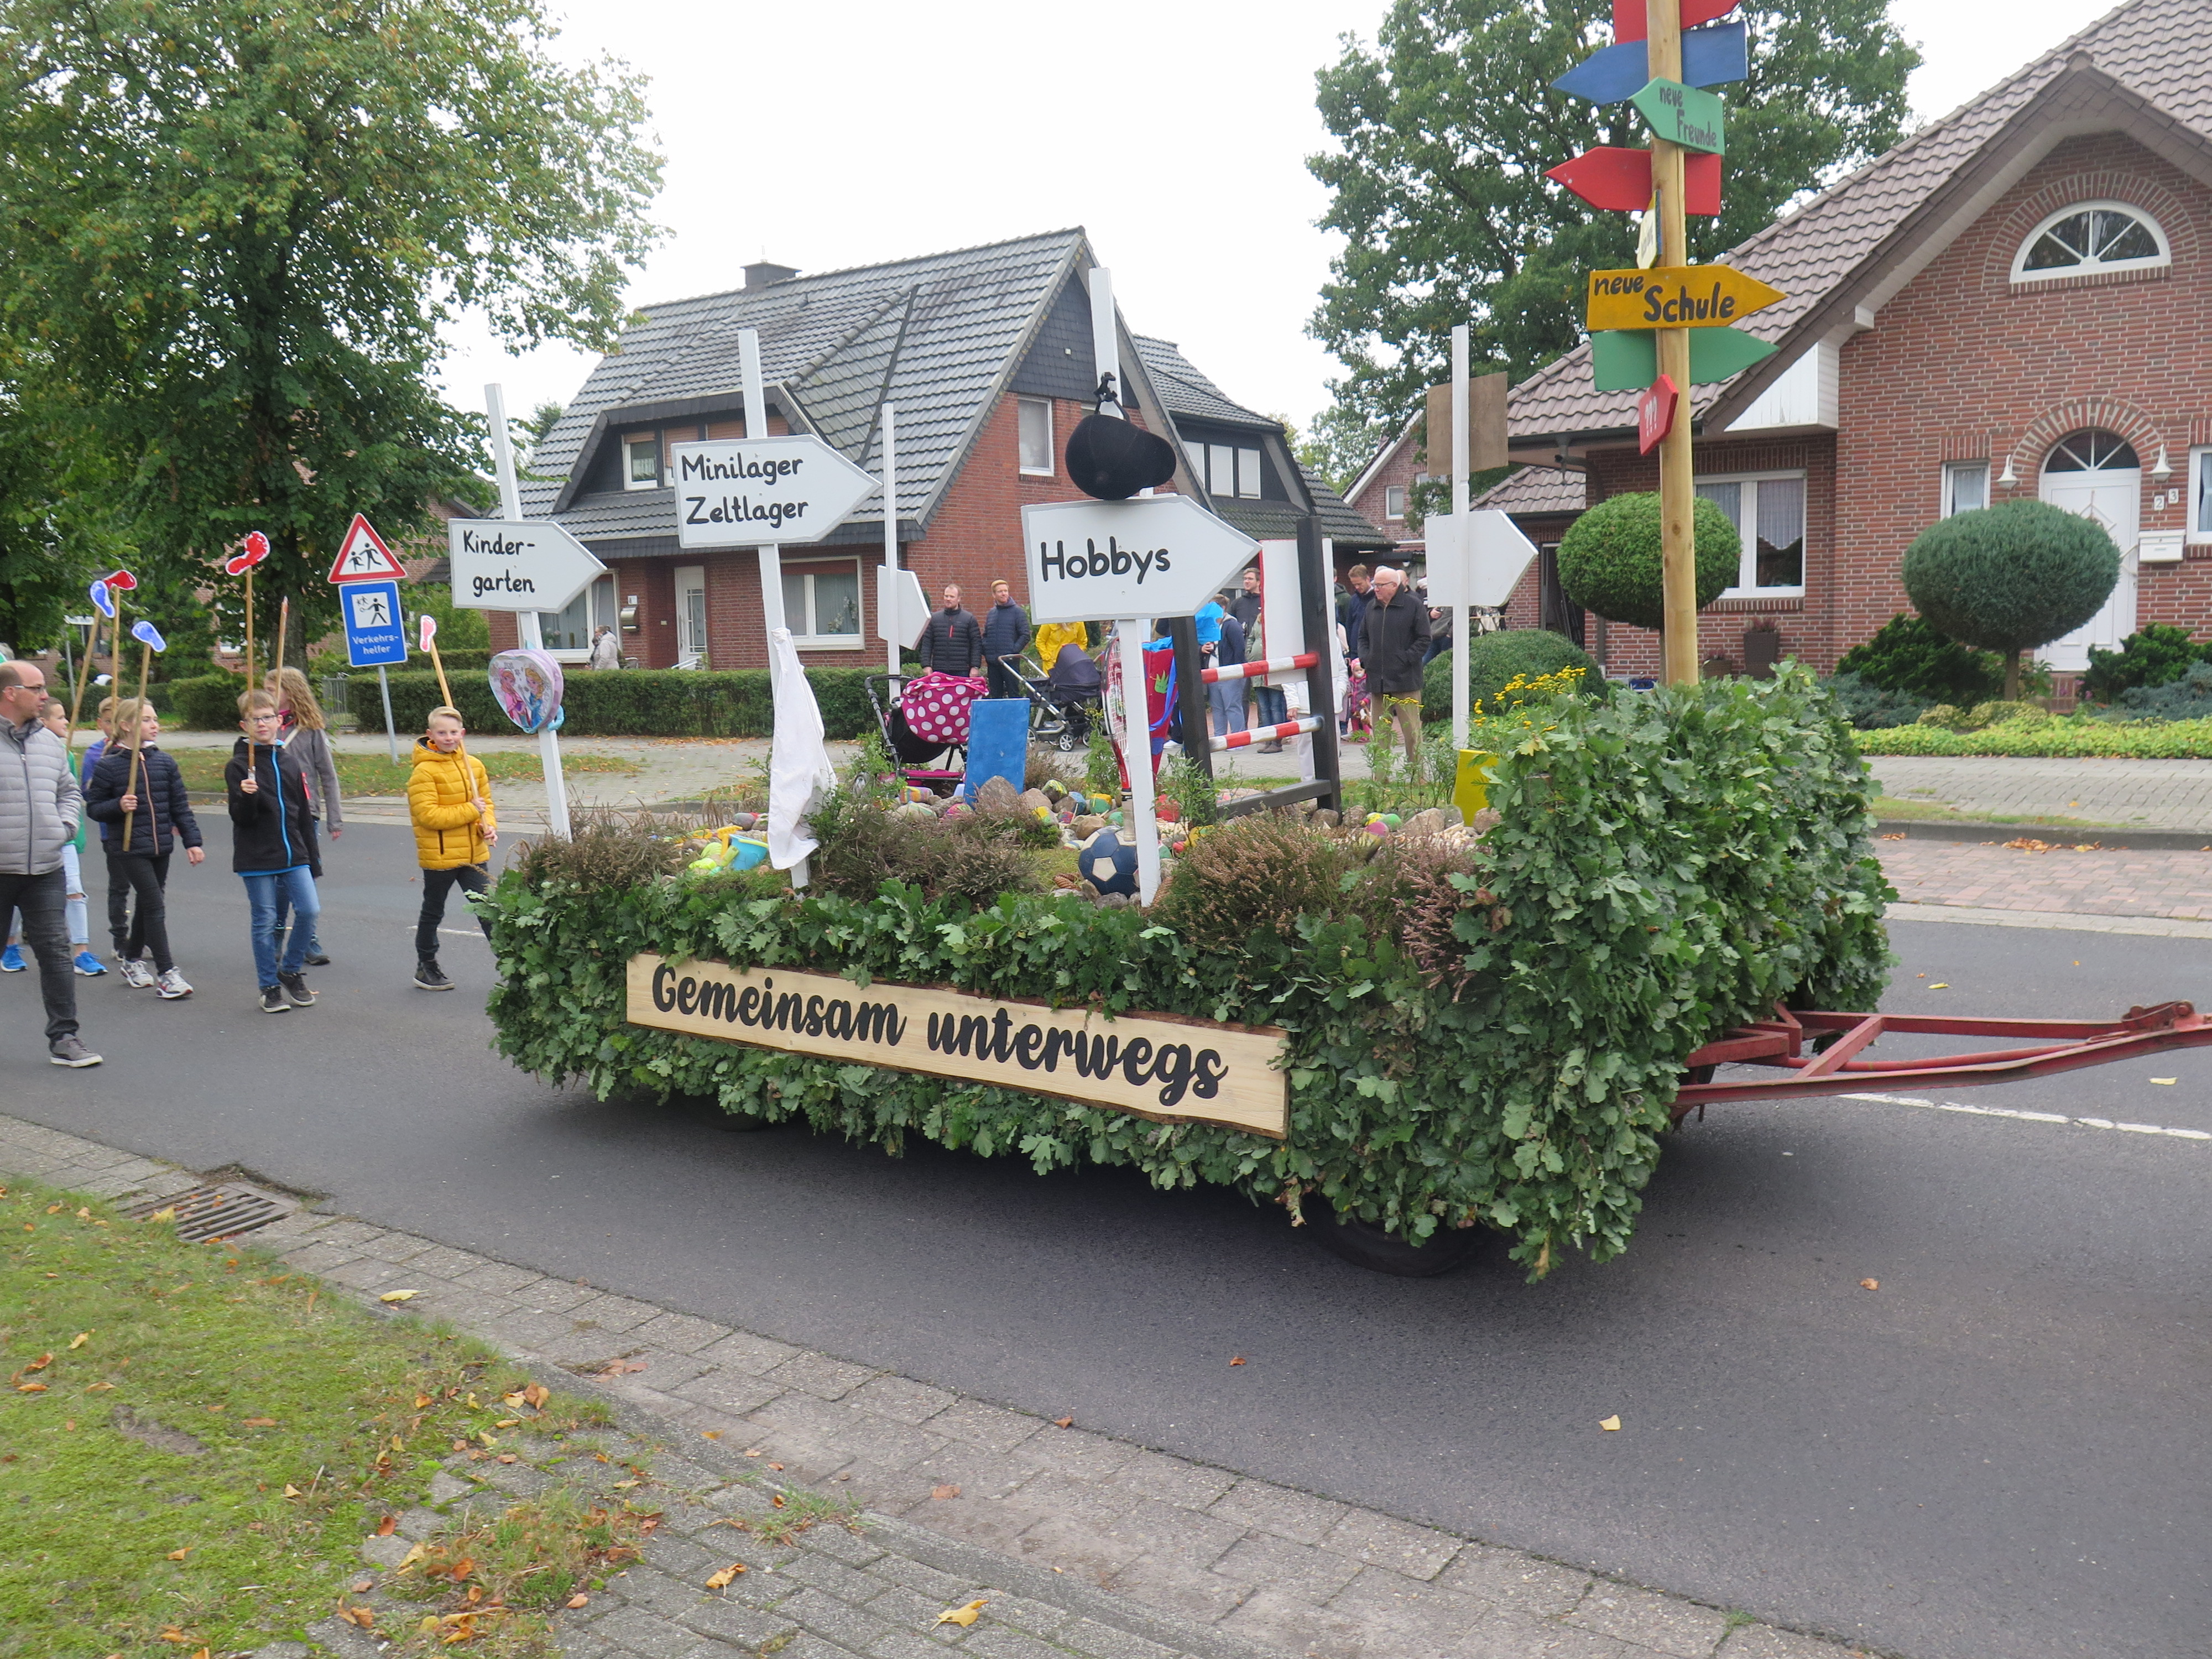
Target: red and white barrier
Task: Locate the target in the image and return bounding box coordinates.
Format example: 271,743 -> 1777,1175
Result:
1210,716 -> 1319,753
1198,652 -> 1318,684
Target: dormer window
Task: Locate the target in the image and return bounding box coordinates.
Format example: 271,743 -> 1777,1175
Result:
2011,202 -> 2169,284
623,435 -> 660,490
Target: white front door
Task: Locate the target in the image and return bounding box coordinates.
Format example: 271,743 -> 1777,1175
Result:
674,564 -> 707,666
2038,443 -> 2138,672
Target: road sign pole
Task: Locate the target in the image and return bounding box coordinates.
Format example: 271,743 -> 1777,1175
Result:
486,382 -> 574,838
378,665 -> 399,764
1450,322 -> 1472,752
881,403 -> 900,676
1648,0 -> 1698,688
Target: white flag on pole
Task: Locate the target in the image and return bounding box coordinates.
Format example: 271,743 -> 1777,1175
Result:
766,628 -> 837,874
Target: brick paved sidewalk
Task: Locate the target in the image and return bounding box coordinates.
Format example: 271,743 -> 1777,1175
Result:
1869,757 -> 2212,832
1875,839 -> 2212,920
0,1113 -> 1861,1659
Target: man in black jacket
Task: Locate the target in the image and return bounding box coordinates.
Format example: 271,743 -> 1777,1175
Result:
980,579 -> 1031,700
1358,565 -> 1432,764
915,585 -> 985,682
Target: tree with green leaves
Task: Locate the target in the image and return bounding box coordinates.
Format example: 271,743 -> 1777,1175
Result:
0,0 -> 662,665
1307,0 -> 1918,426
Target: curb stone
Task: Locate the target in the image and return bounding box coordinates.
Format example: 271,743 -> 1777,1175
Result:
0,1112 -> 1882,1659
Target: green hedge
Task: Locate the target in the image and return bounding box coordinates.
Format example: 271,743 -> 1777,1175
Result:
346,669 -> 877,739
1855,714 -> 2212,758
483,667 -> 1891,1276
1421,630 -> 1599,724
154,672 -> 253,730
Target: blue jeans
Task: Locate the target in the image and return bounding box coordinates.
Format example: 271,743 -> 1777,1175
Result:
243,868 -> 320,988
1254,685 -> 1287,729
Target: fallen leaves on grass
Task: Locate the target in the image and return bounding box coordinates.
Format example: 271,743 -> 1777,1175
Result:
337,1605 -> 375,1629
378,1290 -> 418,1304
376,1515 -> 398,1537
243,1415 -> 276,1426
566,1593 -> 589,1609
936,1599 -> 988,1627
68,1332 -> 90,1349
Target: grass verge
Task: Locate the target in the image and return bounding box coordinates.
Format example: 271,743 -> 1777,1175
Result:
0,1177 -> 634,1658
1867,795 -> 2132,830
168,749 -> 641,796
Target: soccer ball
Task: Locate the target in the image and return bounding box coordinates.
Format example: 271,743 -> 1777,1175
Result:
1080,827 -> 1141,898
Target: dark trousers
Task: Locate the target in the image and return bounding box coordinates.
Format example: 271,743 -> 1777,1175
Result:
106,852 -> 174,972
417,864 -> 491,957
0,869 -> 77,1042
102,836 -> 128,945
986,659 -> 1026,701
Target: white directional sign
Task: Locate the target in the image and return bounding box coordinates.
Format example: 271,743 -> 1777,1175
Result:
670,435 -> 879,549
874,567 -> 930,648
1020,493 -> 1259,624
446,518 -> 607,612
1422,511 -> 1541,609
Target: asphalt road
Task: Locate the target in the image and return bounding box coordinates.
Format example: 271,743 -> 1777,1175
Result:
6,820 -> 2209,1659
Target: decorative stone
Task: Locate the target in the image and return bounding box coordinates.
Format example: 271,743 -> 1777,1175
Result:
1401,808 -> 1447,839
1314,808 -> 1339,829
1365,820 -> 1390,837
1471,807 -> 1503,835
1072,814 -> 1105,837
1156,799 -> 1181,824
975,776 -> 1024,815
1441,805 -> 1465,827
890,801 -> 937,822
1019,787 -> 1054,815
1041,779 -> 1068,801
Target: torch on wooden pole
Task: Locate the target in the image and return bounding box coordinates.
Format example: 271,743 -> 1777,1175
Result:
1648,0 -> 1698,688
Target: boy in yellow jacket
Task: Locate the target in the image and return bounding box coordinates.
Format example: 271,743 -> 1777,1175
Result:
406,705 -> 497,992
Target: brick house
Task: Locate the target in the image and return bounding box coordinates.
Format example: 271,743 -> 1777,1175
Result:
1492,0 -> 2212,690
499,231 -> 1382,669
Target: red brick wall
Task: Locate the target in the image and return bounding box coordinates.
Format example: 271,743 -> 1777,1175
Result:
1345,427 -> 1423,554
1834,131 -> 2212,679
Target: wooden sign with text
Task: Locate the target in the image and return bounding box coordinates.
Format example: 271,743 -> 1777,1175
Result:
1587,264 -> 1784,331
627,954 -> 1290,1138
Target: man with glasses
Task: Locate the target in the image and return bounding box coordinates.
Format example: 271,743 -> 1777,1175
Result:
0,662 -> 100,1065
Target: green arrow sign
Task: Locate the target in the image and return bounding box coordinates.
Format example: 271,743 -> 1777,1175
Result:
1632,77 -> 1725,155
1590,326 -> 1777,392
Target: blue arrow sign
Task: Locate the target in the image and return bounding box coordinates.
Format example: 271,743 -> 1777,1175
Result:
1552,20 -> 1747,105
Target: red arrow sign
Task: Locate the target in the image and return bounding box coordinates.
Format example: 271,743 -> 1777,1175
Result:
1638,374 -> 1681,456
1546,148 -> 1722,215
1613,0 -> 1738,43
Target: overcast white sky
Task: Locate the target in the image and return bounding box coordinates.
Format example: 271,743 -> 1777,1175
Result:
439,0 -> 2126,438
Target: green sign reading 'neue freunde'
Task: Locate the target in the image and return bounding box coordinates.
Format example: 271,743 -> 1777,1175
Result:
626,954 -> 1290,1138
1632,76 -> 1725,154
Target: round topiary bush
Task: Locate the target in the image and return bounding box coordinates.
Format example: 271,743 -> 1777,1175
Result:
1903,499 -> 2119,700
1556,492 -> 1740,631
1835,612 -> 2004,705
1422,628 -> 1598,724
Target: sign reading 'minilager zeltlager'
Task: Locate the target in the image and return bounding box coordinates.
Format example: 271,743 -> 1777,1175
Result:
627,954 -> 1288,1138
670,436 -> 879,549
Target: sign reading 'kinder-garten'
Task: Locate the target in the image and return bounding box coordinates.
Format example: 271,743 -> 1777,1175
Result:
626,954 -> 1289,1138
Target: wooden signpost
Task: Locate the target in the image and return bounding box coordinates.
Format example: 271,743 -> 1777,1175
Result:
1552,0 -> 1785,686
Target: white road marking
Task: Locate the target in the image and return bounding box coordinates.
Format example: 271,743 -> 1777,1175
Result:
1843,1091 -> 2212,1141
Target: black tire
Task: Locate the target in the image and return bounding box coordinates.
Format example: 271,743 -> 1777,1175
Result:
1055,727 -> 1079,752
1307,1212 -> 1484,1277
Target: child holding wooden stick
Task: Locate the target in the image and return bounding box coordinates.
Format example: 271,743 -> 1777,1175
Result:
225,688 -> 320,1014
84,697 -> 202,998
406,705 -> 496,991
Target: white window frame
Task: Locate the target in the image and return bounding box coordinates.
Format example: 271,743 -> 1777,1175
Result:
1384,485 -> 1407,520
2190,446 -> 2212,544
623,435 -> 661,491
1237,447 -> 1264,499
780,559 -> 865,650
1942,460 -> 1990,518
1017,397 -> 1054,476
1694,467 -> 1808,599
2010,200 -> 2171,285
537,575 -> 617,664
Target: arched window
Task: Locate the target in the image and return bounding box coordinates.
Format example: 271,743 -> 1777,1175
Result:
2043,430 -> 2140,473
2011,202 -> 2170,283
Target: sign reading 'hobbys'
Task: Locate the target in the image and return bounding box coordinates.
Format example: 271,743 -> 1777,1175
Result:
1019,493 -> 1259,624
670,436 -> 880,549
626,954 -> 1290,1138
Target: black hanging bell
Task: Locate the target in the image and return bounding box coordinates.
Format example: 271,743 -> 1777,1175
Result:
1065,374 -> 1178,500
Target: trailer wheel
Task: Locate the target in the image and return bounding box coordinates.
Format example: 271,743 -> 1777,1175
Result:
1308,1213 -> 1483,1277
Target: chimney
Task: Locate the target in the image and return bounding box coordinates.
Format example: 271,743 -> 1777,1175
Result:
744,260 -> 799,289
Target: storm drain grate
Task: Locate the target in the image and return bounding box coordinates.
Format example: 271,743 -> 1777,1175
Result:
123,1182 -> 298,1243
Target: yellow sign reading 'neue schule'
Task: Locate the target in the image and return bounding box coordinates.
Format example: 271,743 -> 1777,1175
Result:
625,955 -> 1290,1138
1585,265 -> 1786,332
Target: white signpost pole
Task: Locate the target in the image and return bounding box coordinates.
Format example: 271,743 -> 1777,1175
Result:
1087,265 -> 1161,907
484,382 -> 573,838
880,403 -> 900,676
1450,323 -> 1472,754
738,330 -> 789,645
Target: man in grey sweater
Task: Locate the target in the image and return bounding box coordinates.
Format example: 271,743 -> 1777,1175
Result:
0,662 -> 100,1065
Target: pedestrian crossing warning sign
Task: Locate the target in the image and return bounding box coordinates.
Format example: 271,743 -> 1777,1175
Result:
328,513 -> 406,582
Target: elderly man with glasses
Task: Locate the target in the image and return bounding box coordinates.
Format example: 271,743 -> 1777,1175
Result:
0,661 -> 100,1066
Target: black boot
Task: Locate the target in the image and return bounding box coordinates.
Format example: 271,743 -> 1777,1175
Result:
414,954 -> 453,992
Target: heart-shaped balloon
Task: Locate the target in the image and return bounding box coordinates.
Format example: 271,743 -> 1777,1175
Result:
488,649 -> 565,734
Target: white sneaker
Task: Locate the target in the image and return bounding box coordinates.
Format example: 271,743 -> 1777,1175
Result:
119,958 -> 155,990
156,967 -> 194,1000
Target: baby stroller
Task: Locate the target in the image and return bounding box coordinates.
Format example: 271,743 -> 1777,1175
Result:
1035,642 -> 1103,752
864,672 -> 975,794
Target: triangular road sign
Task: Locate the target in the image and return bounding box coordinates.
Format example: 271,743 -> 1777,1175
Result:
328,513 -> 407,582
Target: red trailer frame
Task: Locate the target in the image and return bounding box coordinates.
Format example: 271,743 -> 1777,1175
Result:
1672,1001 -> 2212,1124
